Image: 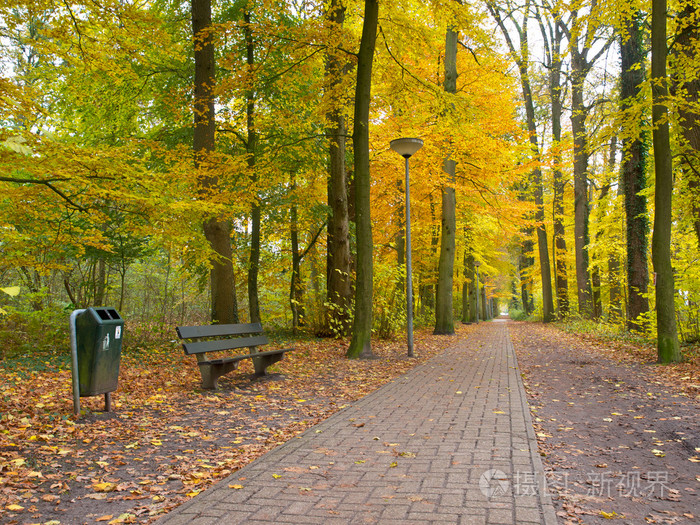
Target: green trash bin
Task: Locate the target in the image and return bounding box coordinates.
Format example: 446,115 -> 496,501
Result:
75,307 -> 123,397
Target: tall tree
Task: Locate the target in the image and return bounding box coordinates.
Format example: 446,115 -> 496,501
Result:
192,0 -> 238,324
605,136 -> 624,321
347,0 -> 379,358
434,23 -> 458,335
619,10 -> 649,331
488,0 -> 555,322
244,9 -> 262,324
672,0 -> 700,248
325,0 -> 353,335
461,250 -> 474,323
591,138 -> 617,319
536,3 -> 569,317
650,0 -> 681,362
561,2 -> 612,318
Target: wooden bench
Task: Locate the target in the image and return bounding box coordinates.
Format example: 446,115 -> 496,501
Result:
175,322 -> 293,389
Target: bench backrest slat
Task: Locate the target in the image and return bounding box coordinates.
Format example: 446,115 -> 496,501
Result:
182,334 -> 269,355
176,322 -> 263,340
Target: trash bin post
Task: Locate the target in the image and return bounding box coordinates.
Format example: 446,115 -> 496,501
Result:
69,309 -> 86,416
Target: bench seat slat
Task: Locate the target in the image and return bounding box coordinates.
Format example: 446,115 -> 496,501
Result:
177,322 -> 263,339
183,334 -> 269,355
197,348 -> 292,366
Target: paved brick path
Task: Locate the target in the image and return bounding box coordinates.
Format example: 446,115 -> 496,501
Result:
157,320 -> 557,525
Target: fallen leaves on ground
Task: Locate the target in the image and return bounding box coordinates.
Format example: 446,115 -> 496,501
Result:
0,327 -> 464,524
511,322 -> 699,525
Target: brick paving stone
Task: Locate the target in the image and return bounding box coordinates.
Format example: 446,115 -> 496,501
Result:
156,321 -> 557,525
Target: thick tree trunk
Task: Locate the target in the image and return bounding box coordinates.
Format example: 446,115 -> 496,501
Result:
672,0 -> 700,249
434,26 -> 458,335
620,12 -> 650,332
435,169 -> 456,333
347,0 -> 378,358
192,0 -> 238,324
325,0 -> 352,335
651,0 -> 681,362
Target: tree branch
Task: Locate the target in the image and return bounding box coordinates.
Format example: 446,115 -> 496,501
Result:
0,176 -> 87,211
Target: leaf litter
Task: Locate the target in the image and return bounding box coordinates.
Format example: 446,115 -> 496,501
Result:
511,322 -> 699,525
0,327 -> 462,524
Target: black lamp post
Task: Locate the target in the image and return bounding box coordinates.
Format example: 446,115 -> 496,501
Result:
390,137 -> 424,357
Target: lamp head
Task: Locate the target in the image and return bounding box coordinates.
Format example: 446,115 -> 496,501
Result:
390,137 -> 424,158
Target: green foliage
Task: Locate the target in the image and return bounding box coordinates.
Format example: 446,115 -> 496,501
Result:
373,261 -> 406,340
324,300 -> 354,339
554,316 -> 653,347
0,286 -> 21,315
508,308 -> 529,321
0,303 -> 71,360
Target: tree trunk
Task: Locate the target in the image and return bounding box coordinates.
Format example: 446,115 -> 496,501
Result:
394,179 -> 406,327
192,0 -> 238,324
468,255 -> 477,322
533,163 -> 555,322
519,238 -> 534,315
325,0 -> 352,335
244,11 -> 261,324
538,7 -> 568,318
672,0 -> 700,249
522,60 -> 555,321
591,187 -> 608,320
571,54 -> 592,318
607,136 -> 624,322
650,0 -> 681,362
94,257 -> 106,306
591,139 -> 616,320
462,250 -> 474,323
620,11 -> 650,332
434,26 -> 458,335
551,53 -> 568,318
419,194 -> 439,317
290,201 -> 305,331
488,1 -> 554,321
347,0 -> 378,359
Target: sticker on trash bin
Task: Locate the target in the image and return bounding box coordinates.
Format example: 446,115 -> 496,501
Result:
115,326 -> 121,339
102,333 -> 110,351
